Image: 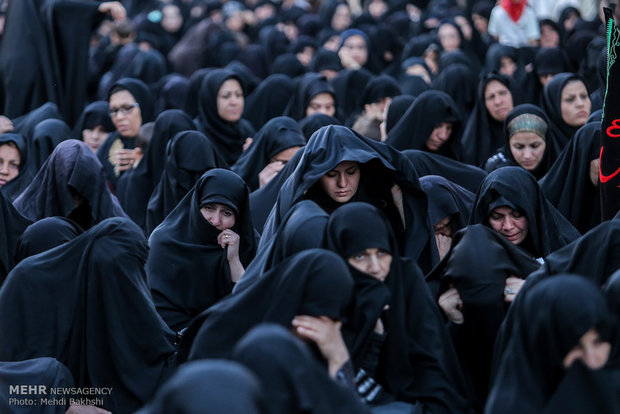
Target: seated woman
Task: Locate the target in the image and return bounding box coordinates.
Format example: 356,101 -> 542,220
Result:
15,217 -> 83,263
324,202 -> 473,414
231,116 -> 305,191
385,90 -> 463,161
285,72 -> 338,121
470,166 -> 579,260
338,29 -> 370,71
0,218 -> 177,413
0,133 -> 32,202
487,275 -> 618,414
73,101 -> 115,154
484,104 -> 553,179
195,69 -> 255,167
260,125 -> 437,273
13,140 -> 127,230
147,169 -> 257,333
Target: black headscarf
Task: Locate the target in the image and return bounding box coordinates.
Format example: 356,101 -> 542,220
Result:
485,104 -> 554,179
243,74 -> 295,131
145,131 -> 221,235
285,73 -> 338,121
147,169 -> 257,332
0,218 -> 176,413
426,224 -> 541,408
31,118 -> 71,170
470,166 -> 580,258
0,191 -> 32,286
384,94 -> 415,134
325,202 -> 473,414
420,175 -> 474,230
358,74 -> 402,110
386,90 -> 463,160
310,48 -> 343,73
182,249 -> 354,361
106,77 -> 155,124
431,63 -> 476,120
331,69 -> 374,121
231,116 -> 306,191
136,360 -> 266,414
540,121 -> 601,233
15,217 -> 83,263
233,324 -> 371,414
116,109 -> 196,230
72,101 -> 114,141
0,133 -> 34,202
195,69 -> 255,166
460,73 -> 519,166
260,125 -> 437,272
403,149 -> 487,194
486,275 -> 615,414
299,113 -> 341,140
540,72 -> 590,158
13,140 -> 127,230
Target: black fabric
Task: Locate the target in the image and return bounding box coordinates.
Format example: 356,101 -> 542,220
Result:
540,121 -> 601,233
331,69 -> 374,122
116,109 -> 196,230
358,75 -> 402,108
0,191 -> 32,286
13,140 -> 127,230
147,169 -> 257,332
285,72 -> 337,121
72,101 -> 114,141
486,275 -> 615,414
325,202 -> 473,413
233,324 -> 371,414
195,69 -> 255,166
403,149 -> 487,194
431,63 -> 476,120
299,113 -> 342,140
0,133 -> 35,202
0,0 -> 103,126
232,116 -> 306,191
420,175 -> 474,230
460,73 -> 519,167
12,102 -> 62,143
182,249 -> 354,361
136,360 -> 266,414
0,358 -> 74,414
310,48 -> 343,73
385,94 -> 415,134
540,72 -> 589,159
386,90 -> 463,160
146,131 -> 222,235
485,104 -> 553,179
31,119 -> 72,171
426,224 -> 540,409
260,125 -> 437,273
15,217 -> 83,263
470,166 -> 580,257
243,74 -> 295,131
0,218 -> 176,414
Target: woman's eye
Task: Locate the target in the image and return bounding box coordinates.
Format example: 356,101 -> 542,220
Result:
223,211 -> 232,217
511,212 -> 522,218
326,172 -> 337,178
346,168 -> 358,175
491,214 -> 501,220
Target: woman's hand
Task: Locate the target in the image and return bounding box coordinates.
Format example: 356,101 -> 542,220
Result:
504,276 -> 525,303
338,47 -> 361,70
435,233 -> 452,260
217,229 -> 244,282
391,184 -> 405,227
0,116 -> 13,134
98,1 -> 126,21
258,161 -> 284,188
114,149 -> 136,172
292,315 -> 350,377
438,285 -> 464,324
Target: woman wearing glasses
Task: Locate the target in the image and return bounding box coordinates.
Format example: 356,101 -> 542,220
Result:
98,78 -> 154,191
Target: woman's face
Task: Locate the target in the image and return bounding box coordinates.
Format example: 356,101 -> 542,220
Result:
540,24 -> 560,48
509,132 -> 546,171
161,5 -> 183,33
109,90 -> 142,138
217,79 -> 244,122
488,206 -> 529,245
563,328 -> 611,370
200,203 -> 236,231
270,146 -> 301,164
306,93 -> 336,117
332,4 -> 352,31
319,161 -> 360,203
560,80 -> 591,127
500,57 -> 517,78
426,122 -> 453,151
484,80 -> 514,122
348,248 -> 392,282
434,216 -> 452,237
438,24 -> 460,52
0,143 -> 20,187
82,125 -> 109,153
341,35 -> 368,66
472,13 -> 488,34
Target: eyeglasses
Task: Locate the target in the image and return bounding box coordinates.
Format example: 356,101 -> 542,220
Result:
109,103 -> 139,117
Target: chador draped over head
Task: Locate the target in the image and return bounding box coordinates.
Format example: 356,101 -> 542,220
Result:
15,217 -> 83,263
0,191 -> 31,286
260,125 -> 437,273
470,167 -> 579,258
13,140 -> 127,230
420,175 -> 475,231
324,203 -> 474,413
195,69 -> 255,166
147,169 -> 257,332
0,218 -> 177,413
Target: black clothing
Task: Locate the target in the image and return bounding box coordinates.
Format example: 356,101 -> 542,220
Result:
31,119 -> 72,170
15,217 -> 83,263
299,113 -> 342,140
72,101 -> 114,141
285,72 -> 337,121
243,74 -> 295,131
0,191 -> 31,286
0,133 -> 34,202
420,175 -> 474,231
385,94 -> 415,134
